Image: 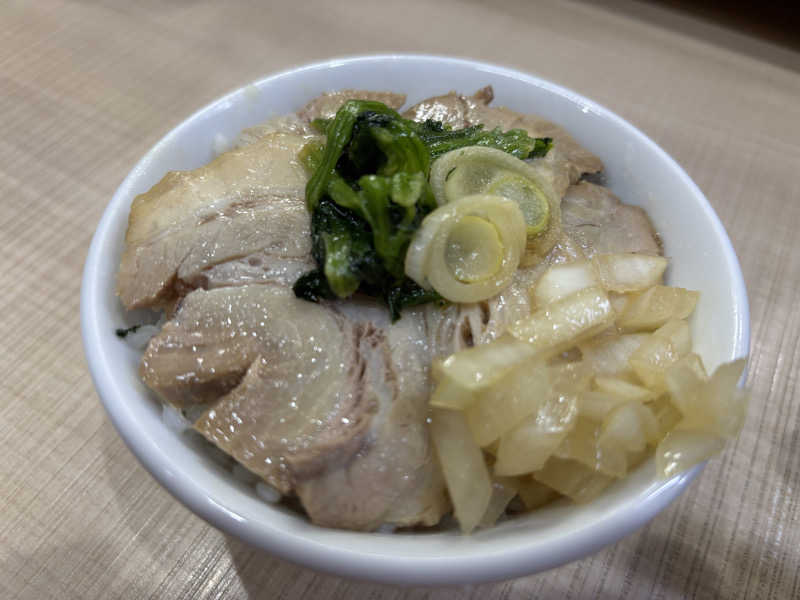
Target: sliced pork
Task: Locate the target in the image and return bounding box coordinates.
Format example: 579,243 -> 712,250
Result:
142,284 -> 447,528
298,89 -> 407,122
294,302 -> 449,529
117,132 -> 313,310
561,181 -> 662,257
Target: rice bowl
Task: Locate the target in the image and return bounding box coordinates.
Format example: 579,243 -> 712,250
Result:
81,54 -> 749,584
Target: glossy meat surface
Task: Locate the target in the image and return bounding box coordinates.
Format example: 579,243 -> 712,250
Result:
118,132 -> 312,310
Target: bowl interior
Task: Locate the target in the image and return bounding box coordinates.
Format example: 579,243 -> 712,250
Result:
81,55 -> 749,585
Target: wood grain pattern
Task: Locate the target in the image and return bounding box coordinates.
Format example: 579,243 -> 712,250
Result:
1,1 -> 798,598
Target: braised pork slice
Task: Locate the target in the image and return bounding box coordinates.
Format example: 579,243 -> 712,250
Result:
404,87 -> 603,198
166,286 -> 377,494
298,89 -> 406,122
561,181 -> 661,257
117,132 -> 314,310
143,284 -> 374,492
142,284 -> 447,528
294,302 -> 448,529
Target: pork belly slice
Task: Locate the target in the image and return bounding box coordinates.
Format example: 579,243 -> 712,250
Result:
404,87 -> 604,198
144,284 -> 372,493
295,303 -> 449,530
141,284 -> 323,406
297,89 -> 407,122
142,284 -> 448,529
117,132 -> 313,310
561,181 -> 662,258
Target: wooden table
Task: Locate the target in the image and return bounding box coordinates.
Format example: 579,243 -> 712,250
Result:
2,1 -> 798,598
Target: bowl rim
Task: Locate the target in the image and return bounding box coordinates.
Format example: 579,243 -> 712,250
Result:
81,53 -> 750,585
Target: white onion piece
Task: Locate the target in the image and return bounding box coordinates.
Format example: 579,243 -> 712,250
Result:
494,392 -> 578,476
530,260 -> 599,307
577,390 -> 630,422
599,401 -> 660,453
479,477 -> 519,528
533,457 -> 615,503
617,285 -> 699,332
161,404 -> 191,433
429,377 -> 477,410
433,334 -> 537,391
554,417 -> 628,477
430,408 -> 493,533
509,286 -> 615,355
628,320 -> 691,388
516,478 -> 560,510
592,253 -> 668,293
579,332 -> 650,376
656,429 -> 725,479
255,481 -> 282,503
594,376 -> 656,402
465,361 -> 550,446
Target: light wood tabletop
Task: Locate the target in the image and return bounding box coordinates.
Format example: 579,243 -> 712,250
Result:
2,1 -> 798,598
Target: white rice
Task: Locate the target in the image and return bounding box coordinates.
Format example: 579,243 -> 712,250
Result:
255,481 -> 282,504
161,403 -> 192,433
232,463 -> 258,485
212,132 -> 233,156
125,323 -> 161,351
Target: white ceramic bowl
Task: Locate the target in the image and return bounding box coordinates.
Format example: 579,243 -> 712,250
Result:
81,55 -> 749,585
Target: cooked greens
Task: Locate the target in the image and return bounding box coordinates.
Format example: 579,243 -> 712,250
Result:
293,99 -> 552,320
115,324 -> 142,338
412,119 -> 552,160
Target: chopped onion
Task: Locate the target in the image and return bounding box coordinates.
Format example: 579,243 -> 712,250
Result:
465,361 -> 550,446
161,404 -> 192,433
515,477 -> 560,510
656,429 -> 725,479
533,457 -> 615,503
429,377 -> 477,410
628,320 -> 691,388
419,239 -> 749,526
494,392 -> 578,476
554,416 -> 628,477
592,253 -> 668,293
664,354 -> 708,416
509,286 -> 615,354
617,285 -> 699,332
577,390 -> 630,422
479,477 -> 519,528
598,401 -> 660,453
647,393 -> 683,439
433,335 -> 538,391
429,408 -> 493,533
594,376 -> 656,402
579,332 -> 650,376
673,358 -> 747,438
530,260 -> 599,307
255,481 -> 282,504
